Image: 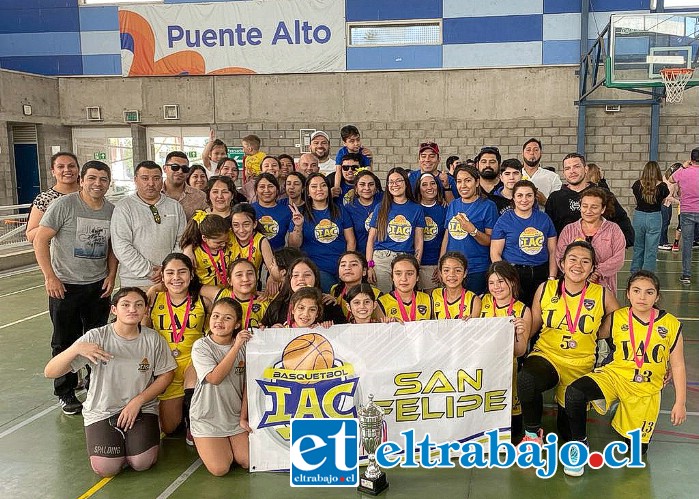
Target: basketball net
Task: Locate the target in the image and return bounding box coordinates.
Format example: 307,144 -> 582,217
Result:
660,68 -> 695,103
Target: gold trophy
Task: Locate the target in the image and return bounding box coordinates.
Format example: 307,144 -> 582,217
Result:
357,394 -> 389,495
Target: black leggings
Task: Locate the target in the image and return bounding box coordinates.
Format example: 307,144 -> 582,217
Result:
565,376 -> 650,453
518,355 -> 573,440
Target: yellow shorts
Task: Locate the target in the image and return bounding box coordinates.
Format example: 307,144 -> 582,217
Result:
586,369 -> 660,444
528,350 -> 593,408
159,358 -> 192,401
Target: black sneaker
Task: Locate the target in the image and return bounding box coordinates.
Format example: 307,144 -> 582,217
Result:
59,394 -> 83,415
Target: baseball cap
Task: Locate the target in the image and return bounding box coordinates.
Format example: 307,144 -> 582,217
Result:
311,131 -> 330,142
419,141 -> 440,155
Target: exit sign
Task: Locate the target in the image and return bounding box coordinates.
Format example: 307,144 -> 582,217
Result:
187,151 -> 198,159
93,152 -> 107,160
227,146 -> 244,164
123,110 -> 140,123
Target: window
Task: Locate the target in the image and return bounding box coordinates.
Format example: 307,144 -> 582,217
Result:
72,128 -> 134,195
348,21 -> 442,47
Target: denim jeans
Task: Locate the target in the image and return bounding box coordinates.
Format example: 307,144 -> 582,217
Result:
631,210 -> 662,272
660,204 -> 672,246
680,212 -> 699,277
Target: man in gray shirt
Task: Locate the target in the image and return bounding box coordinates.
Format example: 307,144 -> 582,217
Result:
34,160 -> 117,415
111,160 -> 186,288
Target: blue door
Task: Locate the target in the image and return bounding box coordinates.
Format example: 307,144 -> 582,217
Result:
13,143 -> 40,205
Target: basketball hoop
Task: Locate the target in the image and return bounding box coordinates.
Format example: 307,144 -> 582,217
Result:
660,68 -> 695,103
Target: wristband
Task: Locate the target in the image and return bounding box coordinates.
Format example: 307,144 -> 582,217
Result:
367,260 -> 375,268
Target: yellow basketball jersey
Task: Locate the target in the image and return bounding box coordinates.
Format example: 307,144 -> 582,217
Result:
479,293 -> 526,319
151,292 -> 207,361
431,287 -> 478,319
604,307 -> 681,395
330,283 -> 382,319
215,288 -> 269,329
230,232 -> 264,272
533,280 -> 606,365
378,291 -> 432,321
193,244 -> 234,286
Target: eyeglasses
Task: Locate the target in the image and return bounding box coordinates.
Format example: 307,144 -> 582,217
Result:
387,179 -> 405,186
165,163 -> 191,174
149,204 -> 161,224
342,164 -> 359,172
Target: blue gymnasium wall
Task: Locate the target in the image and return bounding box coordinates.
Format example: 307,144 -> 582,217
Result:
0,0 -> 649,76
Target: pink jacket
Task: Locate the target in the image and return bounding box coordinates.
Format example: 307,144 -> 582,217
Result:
556,219 -> 626,294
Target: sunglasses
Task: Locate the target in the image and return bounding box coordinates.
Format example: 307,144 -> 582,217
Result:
420,142 -> 438,148
149,204 -> 162,224
165,163 -> 191,174
342,164 -> 359,172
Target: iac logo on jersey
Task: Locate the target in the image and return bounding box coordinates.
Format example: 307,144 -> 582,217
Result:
387,215 -> 412,242
290,418 -> 359,487
424,216 -> 438,241
314,219 -> 340,243
518,227 -> 544,255
448,216 -> 468,240
259,215 -> 279,238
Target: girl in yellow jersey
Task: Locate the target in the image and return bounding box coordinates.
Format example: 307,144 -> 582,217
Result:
431,252 -> 481,319
330,251 -> 382,320
378,255 -> 432,321
480,261 -> 531,442
144,253 -> 210,440
181,212 -> 234,287
201,259 -> 269,330
563,271 -> 686,476
518,241 -> 619,446
230,203 -> 282,293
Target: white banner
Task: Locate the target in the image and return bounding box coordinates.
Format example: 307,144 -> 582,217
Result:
119,0 -> 345,76
247,318 -> 514,472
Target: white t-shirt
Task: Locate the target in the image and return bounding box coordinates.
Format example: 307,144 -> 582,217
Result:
318,157 -> 336,175
189,335 -> 246,437
522,167 -> 562,201
70,324 -> 177,426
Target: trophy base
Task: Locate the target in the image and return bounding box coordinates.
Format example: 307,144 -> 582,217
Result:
357,472 -> 389,496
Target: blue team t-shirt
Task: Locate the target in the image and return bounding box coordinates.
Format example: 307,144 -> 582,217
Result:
491,209 -> 556,266
369,200 -> 425,254
344,194 -> 382,255
252,201 -> 292,251
335,147 -> 371,167
288,206 -> 352,275
444,197 -> 498,273
421,203 -> 447,265
408,170 -> 452,198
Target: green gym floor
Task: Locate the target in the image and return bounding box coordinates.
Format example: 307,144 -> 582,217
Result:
1,251 -> 697,499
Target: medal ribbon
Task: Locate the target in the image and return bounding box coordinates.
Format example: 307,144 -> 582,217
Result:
493,297 -> 515,317
443,288 -> 466,319
394,291 -> 416,322
244,237 -> 254,262
628,307 -> 656,370
561,282 -> 587,335
165,293 -> 191,345
231,291 -> 254,330
202,242 -> 228,287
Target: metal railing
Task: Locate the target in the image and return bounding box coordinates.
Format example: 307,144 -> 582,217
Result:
0,204 -> 30,249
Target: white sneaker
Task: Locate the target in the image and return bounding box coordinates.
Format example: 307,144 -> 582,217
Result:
563,442 -> 587,477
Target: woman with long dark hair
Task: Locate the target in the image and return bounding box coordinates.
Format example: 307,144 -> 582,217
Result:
630,161 -> 669,272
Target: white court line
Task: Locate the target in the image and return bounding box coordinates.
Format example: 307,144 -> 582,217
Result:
677,317 -> 699,321
0,284 -> 43,298
0,265 -> 40,279
661,289 -> 699,293
0,311 -> 48,330
659,410 -> 699,417
0,404 -> 59,439
155,459 -> 203,499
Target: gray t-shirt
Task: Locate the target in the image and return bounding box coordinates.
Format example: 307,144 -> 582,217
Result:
70,324 -> 177,427
40,192 -> 114,284
190,336 -> 246,438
